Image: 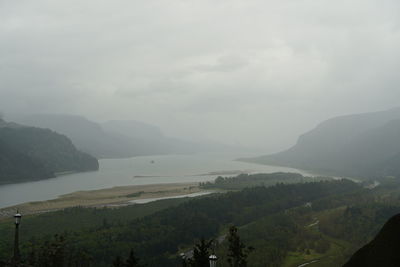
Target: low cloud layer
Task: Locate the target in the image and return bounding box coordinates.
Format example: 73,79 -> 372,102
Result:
1,0 -> 400,151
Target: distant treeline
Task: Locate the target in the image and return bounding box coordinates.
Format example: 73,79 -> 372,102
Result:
200,172 -> 331,190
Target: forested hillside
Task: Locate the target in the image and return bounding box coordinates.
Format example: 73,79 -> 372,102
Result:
0,119 -> 98,184
243,108 -> 400,178
3,177 -> 398,266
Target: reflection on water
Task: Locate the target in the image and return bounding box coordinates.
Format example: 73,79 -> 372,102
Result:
0,153 -> 312,208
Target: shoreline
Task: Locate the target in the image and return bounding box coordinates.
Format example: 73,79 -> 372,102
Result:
0,182 -> 207,221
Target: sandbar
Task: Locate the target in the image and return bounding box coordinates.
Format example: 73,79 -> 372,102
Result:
0,183 -> 203,220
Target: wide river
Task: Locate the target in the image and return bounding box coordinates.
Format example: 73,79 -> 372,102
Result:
0,153 -> 313,209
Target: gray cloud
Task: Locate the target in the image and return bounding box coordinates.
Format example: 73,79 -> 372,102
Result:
193,55 -> 248,73
1,0 -> 400,151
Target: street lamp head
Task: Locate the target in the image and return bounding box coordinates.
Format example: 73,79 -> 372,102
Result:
209,254 -> 218,267
14,211 -> 21,225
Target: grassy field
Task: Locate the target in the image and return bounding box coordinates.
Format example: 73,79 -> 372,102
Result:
282,235 -> 352,267
281,206 -> 355,267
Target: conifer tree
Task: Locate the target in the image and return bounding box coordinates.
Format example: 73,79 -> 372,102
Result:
112,255 -> 123,267
227,226 -> 253,267
190,238 -> 213,267
125,249 -> 140,267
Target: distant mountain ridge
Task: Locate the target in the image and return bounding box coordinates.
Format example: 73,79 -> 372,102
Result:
242,108 -> 400,178
13,114 -> 148,158
0,119 -> 98,184
12,114 -> 236,159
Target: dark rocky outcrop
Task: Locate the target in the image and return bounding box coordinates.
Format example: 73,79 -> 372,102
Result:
344,213 -> 400,267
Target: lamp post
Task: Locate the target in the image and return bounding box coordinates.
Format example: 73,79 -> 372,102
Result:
209,254 -> 217,267
13,211 -> 22,265
180,252 -> 187,267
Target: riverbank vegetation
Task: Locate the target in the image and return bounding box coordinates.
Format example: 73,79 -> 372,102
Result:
199,172 -> 331,190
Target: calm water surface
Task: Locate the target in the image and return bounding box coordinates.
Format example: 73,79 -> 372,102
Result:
0,153 -> 312,208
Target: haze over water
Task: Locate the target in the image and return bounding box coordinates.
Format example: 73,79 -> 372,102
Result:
0,153 -> 312,209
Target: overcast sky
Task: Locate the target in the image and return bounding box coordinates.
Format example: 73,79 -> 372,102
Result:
1,0 -> 400,152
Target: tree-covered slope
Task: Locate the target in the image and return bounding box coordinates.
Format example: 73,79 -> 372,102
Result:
243,108 -> 400,178
0,119 -> 98,184
3,175 -> 400,266
0,179 -> 362,266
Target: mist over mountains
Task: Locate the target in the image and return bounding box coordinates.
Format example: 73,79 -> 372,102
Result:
242,108 -> 400,178
10,114 -> 237,159
0,113 -> 240,184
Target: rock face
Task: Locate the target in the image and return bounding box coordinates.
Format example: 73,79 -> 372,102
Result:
0,119 -> 98,184
243,108 -> 400,178
344,213 -> 400,267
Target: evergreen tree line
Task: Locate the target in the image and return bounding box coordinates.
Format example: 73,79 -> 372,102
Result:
1,226 -> 252,267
